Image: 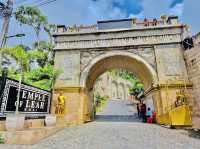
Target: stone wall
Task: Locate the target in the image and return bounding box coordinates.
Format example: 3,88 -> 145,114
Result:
184,45 -> 200,128
93,72 -> 132,100
80,48 -> 156,74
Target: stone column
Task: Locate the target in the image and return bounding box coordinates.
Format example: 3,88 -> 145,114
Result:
154,45 -> 190,114
53,50 -> 85,124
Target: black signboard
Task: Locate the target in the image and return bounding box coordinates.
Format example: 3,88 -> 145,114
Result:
0,78 -> 51,114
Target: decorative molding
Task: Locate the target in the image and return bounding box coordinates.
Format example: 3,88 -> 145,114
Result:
54,86 -> 85,93
55,34 -> 182,50
143,82 -> 193,97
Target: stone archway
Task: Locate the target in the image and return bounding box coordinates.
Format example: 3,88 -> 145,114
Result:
80,51 -> 157,90
53,21 -> 192,125
78,51 -> 158,122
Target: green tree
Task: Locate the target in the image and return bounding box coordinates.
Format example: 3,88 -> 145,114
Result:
24,64 -> 59,90
44,24 -> 57,44
14,6 -> 48,48
0,46 -> 44,71
32,41 -> 55,67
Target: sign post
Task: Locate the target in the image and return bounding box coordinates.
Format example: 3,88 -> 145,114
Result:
0,78 -> 52,114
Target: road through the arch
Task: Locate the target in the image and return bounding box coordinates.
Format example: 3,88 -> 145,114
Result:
1,99 -> 200,149
95,99 -> 139,122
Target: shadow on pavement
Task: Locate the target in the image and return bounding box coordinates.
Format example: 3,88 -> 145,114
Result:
126,103 -> 134,106
95,115 -> 141,122
188,130 -> 200,139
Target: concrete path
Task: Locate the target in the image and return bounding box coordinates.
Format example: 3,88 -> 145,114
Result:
95,99 -> 139,122
1,99 -> 200,149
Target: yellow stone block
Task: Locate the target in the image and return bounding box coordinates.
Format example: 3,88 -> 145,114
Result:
157,113 -> 171,125
169,105 -> 192,126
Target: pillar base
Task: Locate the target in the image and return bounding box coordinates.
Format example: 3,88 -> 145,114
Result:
45,114 -> 57,127
6,114 -> 25,131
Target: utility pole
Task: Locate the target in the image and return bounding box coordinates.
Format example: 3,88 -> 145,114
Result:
0,0 -> 14,48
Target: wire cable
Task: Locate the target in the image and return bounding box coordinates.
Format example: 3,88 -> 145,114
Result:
15,0 -> 29,5
33,0 -> 57,7
15,0 -> 56,7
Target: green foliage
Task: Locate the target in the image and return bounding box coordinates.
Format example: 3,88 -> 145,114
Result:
32,41 -> 55,66
14,6 -> 48,31
129,83 -> 144,96
0,46 -> 46,71
24,64 -> 59,90
0,45 -> 59,91
44,24 -> 57,43
0,134 -> 4,144
0,6 -> 58,91
32,41 -> 54,51
15,6 -> 43,25
14,6 -> 48,49
94,93 -> 109,113
5,64 -> 58,91
1,46 -> 29,71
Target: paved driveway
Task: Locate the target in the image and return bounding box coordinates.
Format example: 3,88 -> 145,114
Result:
1,99 -> 200,149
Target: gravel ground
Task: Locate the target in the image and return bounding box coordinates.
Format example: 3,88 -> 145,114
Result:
0,99 -> 200,149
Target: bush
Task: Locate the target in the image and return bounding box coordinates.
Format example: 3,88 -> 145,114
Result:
0,134 -> 4,144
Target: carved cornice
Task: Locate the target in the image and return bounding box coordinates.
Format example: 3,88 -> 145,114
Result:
54,87 -> 83,93
53,24 -> 184,36
54,34 -> 182,50
142,82 -> 193,98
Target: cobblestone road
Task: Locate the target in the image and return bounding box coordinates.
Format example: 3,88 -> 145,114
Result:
1,99 -> 200,149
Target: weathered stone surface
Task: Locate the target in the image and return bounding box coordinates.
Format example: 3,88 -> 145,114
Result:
184,45 -> 200,128
52,21 -> 192,126
93,72 -> 132,100
54,34 -> 182,50
45,115 -> 57,127
5,114 -> 25,131
155,45 -> 189,83
54,51 -> 80,87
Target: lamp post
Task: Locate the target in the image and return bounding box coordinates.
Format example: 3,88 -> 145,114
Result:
0,33 -> 25,74
4,33 -> 26,131
0,33 -> 25,114
6,33 -> 26,39
1,33 -> 26,48
15,59 -> 23,114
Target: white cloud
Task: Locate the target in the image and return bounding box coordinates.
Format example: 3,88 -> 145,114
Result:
88,0 -> 127,21
138,0 -> 172,19
138,0 -> 184,18
169,3 -> 184,16
128,11 -> 144,19
2,0 -> 200,46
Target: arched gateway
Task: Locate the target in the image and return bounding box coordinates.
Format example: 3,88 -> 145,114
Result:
52,17 -> 193,125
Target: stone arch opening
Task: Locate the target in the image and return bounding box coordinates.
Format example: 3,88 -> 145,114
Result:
79,51 -> 158,121
80,51 -> 157,91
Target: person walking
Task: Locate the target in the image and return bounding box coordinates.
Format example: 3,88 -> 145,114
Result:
140,102 -> 146,122
146,107 -> 153,123
136,103 -> 140,118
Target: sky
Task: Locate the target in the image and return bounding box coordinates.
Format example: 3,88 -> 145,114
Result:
0,0 -> 199,46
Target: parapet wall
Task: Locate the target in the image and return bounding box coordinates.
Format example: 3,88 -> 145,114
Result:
184,45 -> 200,128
